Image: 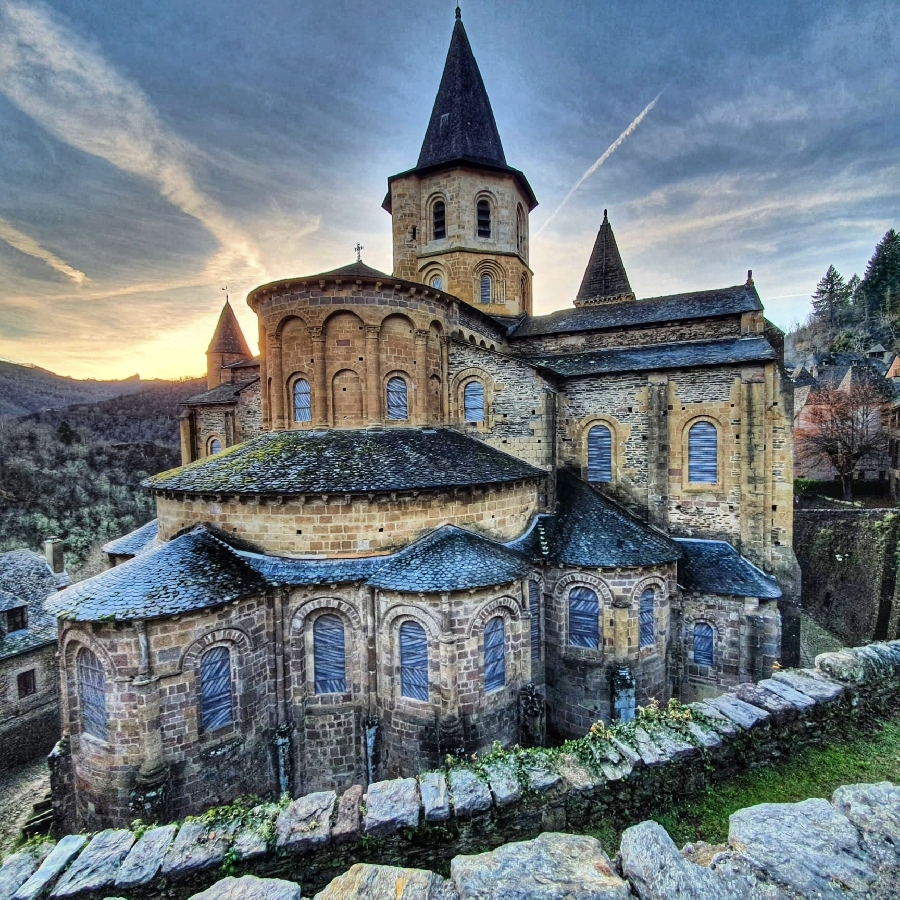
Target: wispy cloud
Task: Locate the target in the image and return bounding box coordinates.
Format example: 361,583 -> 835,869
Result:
0,216 -> 88,284
0,0 -> 263,293
535,92 -> 663,237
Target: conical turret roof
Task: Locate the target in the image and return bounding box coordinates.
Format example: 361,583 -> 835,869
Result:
574,210 -> 635,307
207,300 -> 252,357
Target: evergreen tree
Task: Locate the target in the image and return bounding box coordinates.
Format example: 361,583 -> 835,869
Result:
857,229 -> 900,322
811,265 -> 852,328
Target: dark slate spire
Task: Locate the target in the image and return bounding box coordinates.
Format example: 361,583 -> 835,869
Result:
574,210 -> 635,307
417,11 -> 507,170
207,300 -> 252,357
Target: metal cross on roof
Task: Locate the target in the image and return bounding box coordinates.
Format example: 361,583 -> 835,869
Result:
354,243 -> 364,262
222,284 -> 229,303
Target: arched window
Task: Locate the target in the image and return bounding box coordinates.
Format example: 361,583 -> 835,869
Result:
528,580 -> 541,663
293,378 -> 311,423
587,425 -> 612,482
480,275 -> 492,305
639,589 -> 655,649
477,199 -> 491,238
688,422 -> 718,483
433,201 -> 446,241
386,376 -> 409,420
694,622 -> 714,668
484,616 -> 506,692
520,274 -> 528,307
77,648 -> 107,740
199,646 -> 233,731
568,586 -> 600,649
399,621 -> 428,701
209,438 -> 222,455
516,205 -> 526,254
313,614 -> 347,694
464,381 -> 485,423
431,275 -> 443,290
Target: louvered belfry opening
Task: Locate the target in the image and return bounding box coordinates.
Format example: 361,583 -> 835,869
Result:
433,201 -> 446,240
477,200 -> 491,238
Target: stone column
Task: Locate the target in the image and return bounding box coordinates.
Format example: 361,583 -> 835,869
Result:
739,369 -> 766,562
414,330 -> 428,425
309,326 -> 327,426
364,325 -> 381,424
646,374 -> 670,530
270,337 -> 285,430
178,411 -> 194,465
440,336 -> 450,424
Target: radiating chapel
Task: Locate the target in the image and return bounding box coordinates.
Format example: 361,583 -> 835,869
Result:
47,10 -> 798,829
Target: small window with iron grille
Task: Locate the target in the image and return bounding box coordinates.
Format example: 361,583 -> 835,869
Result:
477,199 -> 491,238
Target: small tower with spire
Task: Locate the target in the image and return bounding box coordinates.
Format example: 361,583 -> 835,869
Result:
574,210 -> 635,307
206,297 -> 253,389
383,8 -> 538,315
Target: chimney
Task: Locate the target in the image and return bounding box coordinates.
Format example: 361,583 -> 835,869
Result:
44,537 -> 65,574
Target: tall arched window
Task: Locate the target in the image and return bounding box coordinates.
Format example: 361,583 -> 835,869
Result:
639,589 -> 656,649
293,378 -> 311,423
433,201 -> 446,240
516,205 -> 526,254
688,421 -> 718,483
313,614 -> 347,694
464,381 -> 485,423
484,616 -> 506,692
694,622 -> 714,668
199,646 -> 233,731
386,376 -> 409,420
209,438 -> 222,455
480,274 -> 492,304
568,586 -> 600,649
587,425 -> 612,482
528,580 -> 541,663
477,199 -> 491,238
77,648 -> 107,740
520,274 -> 528,307
399,621 -> 428,701
431,275 -> 443,290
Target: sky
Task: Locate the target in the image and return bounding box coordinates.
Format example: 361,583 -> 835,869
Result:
0,0 -> 897,380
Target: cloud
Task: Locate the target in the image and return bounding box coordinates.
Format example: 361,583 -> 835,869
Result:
0,216 -> 88,284
0,0 -> 264,293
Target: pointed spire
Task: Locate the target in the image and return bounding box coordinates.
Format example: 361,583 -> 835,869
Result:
417,10 -> 507,170
207,300 -> 252,357
574,210 -> 635,307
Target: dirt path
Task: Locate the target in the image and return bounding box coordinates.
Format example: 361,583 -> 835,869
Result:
0,757 -> 50,857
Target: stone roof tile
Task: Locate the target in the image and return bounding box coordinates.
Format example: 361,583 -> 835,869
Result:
207,302 -> 252,357
675,538 -> 782,599
102,520 -> 160,557
574,211 -> 634,307
183,379 -> 258,407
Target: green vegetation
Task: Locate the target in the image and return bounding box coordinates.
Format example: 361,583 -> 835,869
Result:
583,713 -> 900,852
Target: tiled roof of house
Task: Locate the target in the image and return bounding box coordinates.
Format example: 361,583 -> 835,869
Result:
552,472 -> 682,568
368,525 -> 532,592
183,378 -> 259,406
526,336 -> 776,378
575,212 -> 634,306
102,519 -> 160,557
0,590 -> 27,612
509,285 -> 761,338
0,549 -> 69,660
238,552 -> 384,588
207,301 -> 253,357
143,428 -> 545,495
675,538 -> 782,599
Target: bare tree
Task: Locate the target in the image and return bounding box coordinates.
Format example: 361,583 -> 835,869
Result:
796,377 -> 891,500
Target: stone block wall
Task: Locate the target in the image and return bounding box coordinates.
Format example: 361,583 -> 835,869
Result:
0,643 -> 60,765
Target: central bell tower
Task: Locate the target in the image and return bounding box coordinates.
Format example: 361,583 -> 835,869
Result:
383,8 -> 538,316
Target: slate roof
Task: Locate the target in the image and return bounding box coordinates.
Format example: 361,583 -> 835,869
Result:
526,336 -> 776,379
509,285 -> 762,338
144,428 -> 545,496
183,378 -> 259,407
45,530 -> 269,622
368,525 -> 533,592
0,590 -> 27,612
552,472 -> 682,568
102,519 -> 159,558
675,539 -> 782,599
208,301 -> 252,357
575,212 -> 634,306
238,552 -> 385,588
0,549 -> 69,661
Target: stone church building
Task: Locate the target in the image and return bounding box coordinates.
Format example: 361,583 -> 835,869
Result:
47,11 -> 797,829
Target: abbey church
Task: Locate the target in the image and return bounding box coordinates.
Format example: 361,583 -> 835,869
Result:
48,11 -> 798,830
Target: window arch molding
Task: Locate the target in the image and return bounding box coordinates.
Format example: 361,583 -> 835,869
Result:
473,260 -> 506,306
207,435 -> 224,456
382,370 -> 413,422
691,620 -> 716,669
178,626 -> 253,675
274,312 -> 310,339
465,594 -> 523,639
555,573 -> 612,653
681,613 -> 727,643
451,367 -> 495,429
383,607 -> 441,706
420,263 -> 447,292
288,371 -> 313,425
579,415 -> 625,483
473,190 -> 498,241
62,633 -> 114,743
629,574 -> 669,607
682,415 -> 723,489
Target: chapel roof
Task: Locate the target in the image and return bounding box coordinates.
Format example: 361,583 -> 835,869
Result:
102,519 -> 160,558
574,211 -> 634,307
508,284 -> 762,339
207,301 -> 253,358
143,427 -> 545,496
675,539 -> 782,599
182,378 -> 259,407
526,336 -> 776,379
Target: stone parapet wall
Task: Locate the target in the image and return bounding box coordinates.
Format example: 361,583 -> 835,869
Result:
11,638 -> 900,899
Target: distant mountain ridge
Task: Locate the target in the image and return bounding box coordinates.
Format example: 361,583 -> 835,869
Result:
0,359 -> 147,419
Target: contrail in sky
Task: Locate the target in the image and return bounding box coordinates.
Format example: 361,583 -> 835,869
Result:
0,217 -> 89,285
535,91 -> 664,237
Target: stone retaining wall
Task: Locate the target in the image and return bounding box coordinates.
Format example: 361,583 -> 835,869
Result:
3,639 -> 899,899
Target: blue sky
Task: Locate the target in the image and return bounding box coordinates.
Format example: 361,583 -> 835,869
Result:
0,0 -> 897,379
